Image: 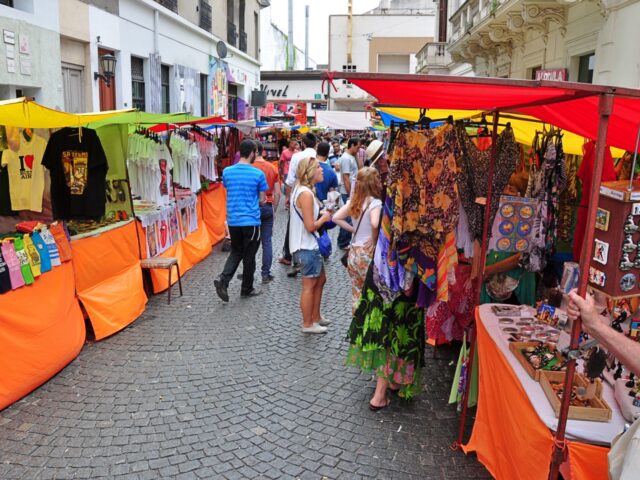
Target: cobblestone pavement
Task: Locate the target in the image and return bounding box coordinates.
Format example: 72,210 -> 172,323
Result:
0,206 -> 490,479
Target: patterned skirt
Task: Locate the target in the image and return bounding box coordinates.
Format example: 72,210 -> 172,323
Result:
345,262 -> 425,399
347,244 -> 374,314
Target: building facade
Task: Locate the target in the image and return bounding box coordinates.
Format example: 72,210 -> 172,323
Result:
258,70 -> 325,123
1,0 -> 268,118
259,6 -> 317,71
328,0 -> 436,111
434,0 -> 640,88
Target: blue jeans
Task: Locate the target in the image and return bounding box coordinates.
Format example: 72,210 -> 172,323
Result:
260,204 -> 274,277
337,193 -> 352,249
293,249 -> 324,278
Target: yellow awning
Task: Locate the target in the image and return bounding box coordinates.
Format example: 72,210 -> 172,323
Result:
0,97 -> 134,129
378,107 -> 626,157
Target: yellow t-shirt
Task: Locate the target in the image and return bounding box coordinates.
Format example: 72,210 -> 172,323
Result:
23,234 -> 41,277
0,132 -> 47,212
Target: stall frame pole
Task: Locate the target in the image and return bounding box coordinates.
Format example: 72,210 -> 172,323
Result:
455,110 -> 500,448
547,93 -> 613,480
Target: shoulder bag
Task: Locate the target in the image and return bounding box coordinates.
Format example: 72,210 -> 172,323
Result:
341,201 -> 371,268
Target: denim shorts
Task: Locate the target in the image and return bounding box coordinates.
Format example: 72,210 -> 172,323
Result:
293,249 -> 324,278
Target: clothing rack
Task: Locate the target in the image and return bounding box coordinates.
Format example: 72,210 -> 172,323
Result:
134,126 -> 162,143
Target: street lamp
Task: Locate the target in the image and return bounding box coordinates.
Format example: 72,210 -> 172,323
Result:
94,53 -> 117,87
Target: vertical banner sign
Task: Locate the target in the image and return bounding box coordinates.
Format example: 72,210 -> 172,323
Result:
208,57 -> 228,118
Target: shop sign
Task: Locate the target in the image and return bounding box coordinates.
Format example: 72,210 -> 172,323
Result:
535,69 -> 567,81
260,83 -> 289,98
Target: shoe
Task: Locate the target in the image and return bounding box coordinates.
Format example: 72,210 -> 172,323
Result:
240,288 -> 262,298
369,398 -> 391,412
302,323 -> 328,334
278,257 -> 292,266
287,268 -> 300,278
214,279 -> 229,302
262,274 -> 274,284
318,316 -> 331,326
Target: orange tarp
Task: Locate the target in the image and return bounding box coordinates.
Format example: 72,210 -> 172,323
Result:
71,221 -> 147,340
463,310 -> 609,479
201,185 -> 227,245
0,262 -> 85,410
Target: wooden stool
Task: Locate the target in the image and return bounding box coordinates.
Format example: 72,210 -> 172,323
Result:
140,257 -> 183,305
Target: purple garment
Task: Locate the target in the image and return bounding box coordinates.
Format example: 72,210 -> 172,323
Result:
232,151 -> 241,165
416,283 -> 436,309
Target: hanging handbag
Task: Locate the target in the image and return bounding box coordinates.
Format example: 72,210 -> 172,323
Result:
340,201 -> 372,268
292,189 -> 332,259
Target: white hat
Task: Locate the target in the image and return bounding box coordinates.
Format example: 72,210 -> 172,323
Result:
365,140 -> 384,165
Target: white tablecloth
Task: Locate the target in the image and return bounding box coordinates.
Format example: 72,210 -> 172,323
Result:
478,303 -> 626,445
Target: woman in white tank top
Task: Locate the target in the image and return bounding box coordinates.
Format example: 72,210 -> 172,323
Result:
332,167 -> 382,314
290,157 -> 332,334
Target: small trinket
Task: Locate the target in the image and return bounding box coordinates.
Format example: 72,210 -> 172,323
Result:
624,215 -> 639,234
623,234 -> 637,253
620,252 -> 634,271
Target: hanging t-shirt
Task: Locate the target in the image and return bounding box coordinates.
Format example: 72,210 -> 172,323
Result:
0,248 -> 11,294
23,234 -> 41,277
0,130 -> 48,212
12,237 -> 34,285
0,157 -> 18,216
0,241 -> 24,289
30,231 -> 51,273
39,226 -> 61,267
158,143 -> 173,204
41,127 -> 108,219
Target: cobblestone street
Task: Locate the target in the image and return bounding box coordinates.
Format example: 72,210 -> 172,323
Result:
0,209 -> 489,479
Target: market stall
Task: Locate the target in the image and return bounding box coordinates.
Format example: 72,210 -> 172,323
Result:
325,72 -> 640,478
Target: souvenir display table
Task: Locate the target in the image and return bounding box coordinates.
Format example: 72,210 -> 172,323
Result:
71,220 -> 148,340
0,261 -> 85,410
463,304 -> 622,480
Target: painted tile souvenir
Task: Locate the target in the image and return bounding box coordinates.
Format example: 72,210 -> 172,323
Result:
595,208 -> 610,231
620,273 -> 636,292
589,266 -> 606,287
593,239 -> 609,265
633,203 -> 640,216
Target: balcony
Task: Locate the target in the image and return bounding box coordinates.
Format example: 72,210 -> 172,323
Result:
154,0 -> 178,13
227,21 -> 237,47
416,42 -> 452,74
447,0 -> 567,73
199,0 -> 212,32
239,31 -> 247,53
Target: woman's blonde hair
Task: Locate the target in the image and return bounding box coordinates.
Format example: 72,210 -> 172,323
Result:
349,167 -> 381,219
296,156 -> 319,189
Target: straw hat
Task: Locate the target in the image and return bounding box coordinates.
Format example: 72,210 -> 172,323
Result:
365,140 -> 384,165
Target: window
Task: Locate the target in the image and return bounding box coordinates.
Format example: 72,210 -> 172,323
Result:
131,56 -> 145,111
161,65 -> 170,114
199,0 -> 212,32
377,55 -> 410,74
238,0 -> 247,52
62,64 -> 85,113
341,64 -> 356,85
0,1 -> 14,7
578,53 -> 595,84
228,83 -> 238,120
254,12 -> 259,59
154,0 -> 177,13
200,73 -> 208,116
530,66 -> 542,80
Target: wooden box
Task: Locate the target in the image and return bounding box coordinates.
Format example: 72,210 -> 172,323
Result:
509,342 -> 565,381
539,371 -> 612,422
589,181 -> 640,299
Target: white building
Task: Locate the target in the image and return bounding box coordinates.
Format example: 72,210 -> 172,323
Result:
432,0 -> 640,88
1,0 -> 269,119
328,0 -> 437,111
259,6 -> 316,71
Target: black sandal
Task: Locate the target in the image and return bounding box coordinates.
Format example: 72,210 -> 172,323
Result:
369,398 -> 391,411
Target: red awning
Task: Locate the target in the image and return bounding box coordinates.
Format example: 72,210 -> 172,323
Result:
148,115 -> 229,132
328,73 -> 640,152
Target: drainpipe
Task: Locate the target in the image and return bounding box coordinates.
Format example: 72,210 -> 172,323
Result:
305,5 -> 309,70
154,9 -> 159,53
287,0 -> 294,70
347,0 -> 352,64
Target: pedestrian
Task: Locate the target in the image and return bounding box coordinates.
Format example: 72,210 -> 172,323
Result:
337,138 -> 360,249
290,156 -> 332,333
279,139 -> 298,184
279,133 -> 318,269
314,141 -> 338,203
356,138 -> 367,169
252,141 -> 280,283
328,141 -> 342,167
331,167 -> 382,313
214,140 -> 268,302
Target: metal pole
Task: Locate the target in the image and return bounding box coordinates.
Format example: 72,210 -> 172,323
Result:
455,110 -> 500,447
287,0 -> 294,70
304,5 -> 309,70
547,93 -> 614,480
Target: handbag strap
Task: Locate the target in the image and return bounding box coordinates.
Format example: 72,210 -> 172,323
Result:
350,200 -> 372,246
292,186 -> 319,240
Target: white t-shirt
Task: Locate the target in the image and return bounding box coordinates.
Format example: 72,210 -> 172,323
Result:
285,148 -> 316,188
338,152 -> 358,196
289,185 -> 320,253
349,197 -> 382,247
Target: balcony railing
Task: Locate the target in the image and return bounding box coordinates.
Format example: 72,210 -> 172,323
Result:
416,42 -> 452,72
227,22 -> 237,47
239,31 -> 247,53
199,0 -> 212,32
154,0 -> 178,13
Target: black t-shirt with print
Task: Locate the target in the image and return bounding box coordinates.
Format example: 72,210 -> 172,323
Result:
0,152 -> 18,216
0,248 -> 11,294
41,127 -> 108,220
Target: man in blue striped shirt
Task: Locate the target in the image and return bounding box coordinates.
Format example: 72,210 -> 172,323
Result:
214,140 -> 268,301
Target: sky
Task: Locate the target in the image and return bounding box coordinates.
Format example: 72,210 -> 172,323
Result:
267,0 -> 381,65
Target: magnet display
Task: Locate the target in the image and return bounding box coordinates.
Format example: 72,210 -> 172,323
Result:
589,266 -> 606,287
593,239 -> 609,265
620,273 -> 637,292
595,208 -> 610,231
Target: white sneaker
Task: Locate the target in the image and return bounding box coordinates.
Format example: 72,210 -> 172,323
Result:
302,323 -> 328,334
318,316 -> 332,326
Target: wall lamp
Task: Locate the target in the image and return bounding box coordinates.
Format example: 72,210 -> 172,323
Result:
94,53 -> 117,87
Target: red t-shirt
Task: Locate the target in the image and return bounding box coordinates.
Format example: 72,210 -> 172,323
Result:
280,148 -> 294,176
252,159 -> 279,204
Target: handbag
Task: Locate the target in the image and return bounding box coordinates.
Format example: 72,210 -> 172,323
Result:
341,201 -> 372,268
292,188 -> 332,259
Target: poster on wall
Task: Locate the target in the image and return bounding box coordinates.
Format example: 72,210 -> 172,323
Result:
18,34 -> 29,55
172,64 -> 198,115
208,57 -> 228,118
